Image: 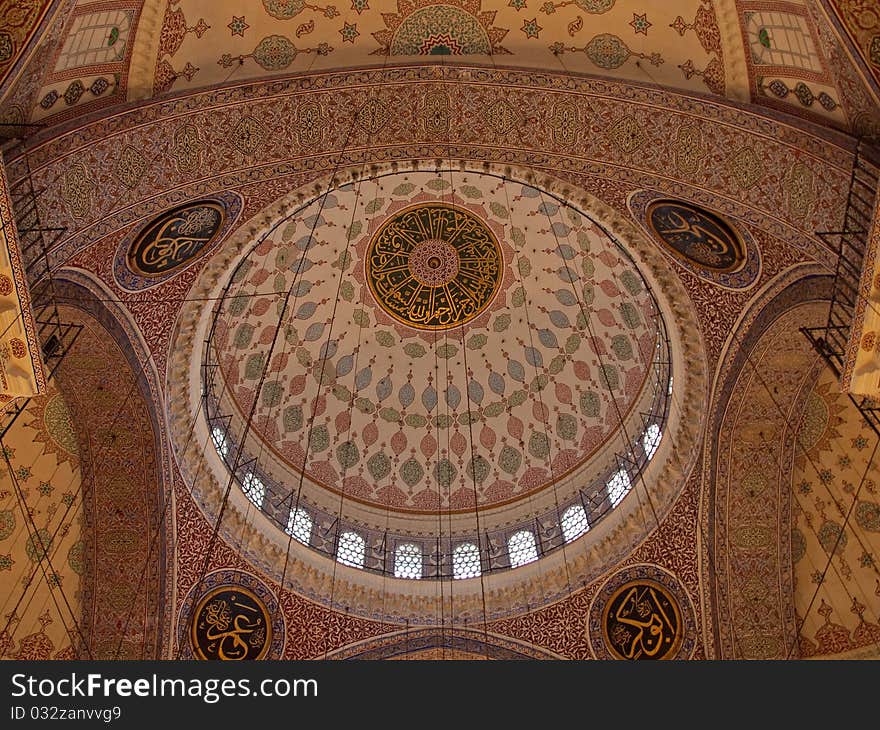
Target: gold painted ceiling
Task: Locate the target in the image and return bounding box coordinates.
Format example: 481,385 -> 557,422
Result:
1,0 -> 879,136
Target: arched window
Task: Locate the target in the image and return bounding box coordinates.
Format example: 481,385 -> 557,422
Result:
211,426 -> 229,458
241,471 -> 265,509
453,542 -> 481,579
561,504 -> 589,543
337,530 -> 365,568
286,507 -> 312,545
643,423 -> 662,460
608,468 -> 632,508
508,530 -> 538,568
394,543 -> 422,579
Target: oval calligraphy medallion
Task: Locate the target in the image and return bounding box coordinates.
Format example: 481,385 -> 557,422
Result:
190,585 -> 272,660
588,564 -> 696,660
366,203 -> 502,330
629,191 -> 760,289
646,200 -> 744,273
128,200 -> 225,278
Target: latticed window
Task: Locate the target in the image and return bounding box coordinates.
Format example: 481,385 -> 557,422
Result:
561,504 -> 589,543
453,542 -> 481,579
643,423 -> 662,460
241,472 -> 265,509
337,531 -> 365,568
608,468 -> 632,508
394,543 -> 422,579
211,426 -> 229,458
286,507 -> 312,545
508,530 -> 538,568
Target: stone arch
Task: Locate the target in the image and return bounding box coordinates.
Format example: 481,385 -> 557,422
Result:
325,627 -> 564,660
704,270 -> 832,658
47,272 -> 170,659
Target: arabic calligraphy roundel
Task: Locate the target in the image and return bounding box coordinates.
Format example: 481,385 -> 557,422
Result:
588,564 -> 696,660
128,201 -> 225,277
646,200 -> 743,273
178,570 -> 284,660
366,203 -> 502,330
190,585 -> 271,661
115,192 -> 243,292
629,191 -> 760,290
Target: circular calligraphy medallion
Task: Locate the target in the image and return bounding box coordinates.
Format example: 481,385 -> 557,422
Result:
646,200 -> 744,273
127,200 -> 226,278
588,564 -> 696,660
189,585 -> 272,661
366,203 -> 502,330
601,579 -> 682,660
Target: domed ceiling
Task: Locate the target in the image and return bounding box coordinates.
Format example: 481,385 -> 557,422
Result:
0,0 -> 877,658
207,169 -> 664,522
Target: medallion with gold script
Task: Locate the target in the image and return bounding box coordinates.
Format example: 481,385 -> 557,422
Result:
366,203 -> 502,330
646,200 -> 744,273
128,201 -> 225,277
602,579 -> 682,660
190,586 -> 272,660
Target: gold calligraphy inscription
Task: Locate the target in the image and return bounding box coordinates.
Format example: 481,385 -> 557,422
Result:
602,579 -> 683,660
190,586 -> 271,660
128,201 -> 225,277
646,200 -> 744,273
366,203 -> 502,329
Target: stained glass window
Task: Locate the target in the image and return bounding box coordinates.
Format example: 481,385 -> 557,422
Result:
337,531 -> 365,568
241,472 -> 265,509
561,504 -> 589,543
508,530 -> 539,568
286,507 -> 312,545
643,423 -> 662,460
394,543 -> 422,579
453,542 -> 481,579
608,469 -> 632,508
211,426 -> 228,458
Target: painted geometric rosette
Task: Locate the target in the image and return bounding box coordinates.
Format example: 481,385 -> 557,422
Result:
208,170 -> 662,514
587,564 -> 696,660
176,570 -> 284,660
628,190 -> 760,289
113,191 -> 242,291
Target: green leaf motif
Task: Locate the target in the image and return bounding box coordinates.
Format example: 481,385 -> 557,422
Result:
489,201 -> 509,218
364,198 -> 384,214
352,309 -> 370,327
437,343 -> 458,359
467,334 -> 487,350
393,182 -> 416,196
404,342 -> 426,358
493,313 -> 511,332
460,185 -> 482,199
375,330 -> 395,347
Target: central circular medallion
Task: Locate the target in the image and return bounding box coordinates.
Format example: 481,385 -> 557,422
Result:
366,203 -> 502,330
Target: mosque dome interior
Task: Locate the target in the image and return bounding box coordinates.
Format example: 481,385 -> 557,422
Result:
0,0 -> 878,661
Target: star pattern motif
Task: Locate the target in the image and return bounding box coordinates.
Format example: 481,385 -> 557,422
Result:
228,16 -> 249,37
630,13 -> 651,35
340,22 -> 360,43
521,18 -> 542,39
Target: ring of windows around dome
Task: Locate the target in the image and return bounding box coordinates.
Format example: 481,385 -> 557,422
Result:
204,359 -> 670,580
